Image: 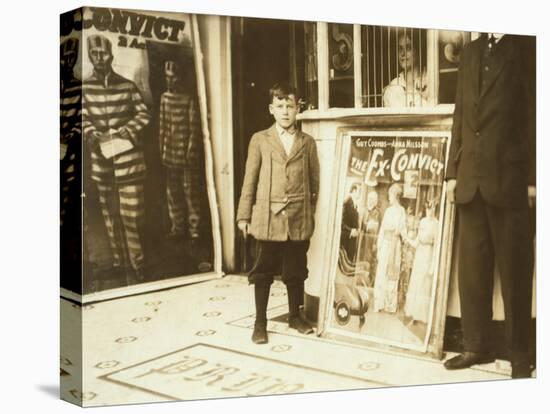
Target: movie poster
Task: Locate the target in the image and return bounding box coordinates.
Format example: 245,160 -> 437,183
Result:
324,131 -> 450,353
60,7 -> 220,296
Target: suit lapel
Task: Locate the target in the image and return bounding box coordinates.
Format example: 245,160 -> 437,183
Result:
479,36 -> 515,100
468,39 -> 482,98
266,124 -> 288,161
288,130 -> 305,161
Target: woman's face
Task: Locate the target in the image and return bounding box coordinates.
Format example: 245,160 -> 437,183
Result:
398,35 -> 414,71
388,190 -> 396,205
426,206 -> 435,217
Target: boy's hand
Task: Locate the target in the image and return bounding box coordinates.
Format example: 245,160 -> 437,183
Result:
237,220 -> 250,238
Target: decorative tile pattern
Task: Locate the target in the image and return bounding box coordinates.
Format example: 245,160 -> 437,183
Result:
70,390 -> 98,402
271,344 -> 292,353
95,360 -> 121,370
115,336 -> 138,344
145,301 -> 162,306
195,330 -> 216,337
132,316 -> 152,323
100,344 -> 375,400
60,357 -> 73,366
203,311 -> 222,318
63,277 -> 510,407
358,361 -> 380,371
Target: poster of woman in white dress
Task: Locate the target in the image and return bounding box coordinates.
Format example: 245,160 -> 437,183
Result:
327,131 -> 450,353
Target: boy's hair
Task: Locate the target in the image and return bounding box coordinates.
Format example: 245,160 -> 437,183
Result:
269,82 -> 299,103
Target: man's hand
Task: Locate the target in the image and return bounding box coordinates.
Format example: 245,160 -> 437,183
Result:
118,127 -> 131,141
88,130 -> 105,150
446,179 -> 457,203
237,220 -> 250,238
350,228 -> 359,238
528,185 -> 536,208
89,130 -> 104,141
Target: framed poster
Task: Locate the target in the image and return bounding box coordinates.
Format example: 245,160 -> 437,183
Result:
60,8 -> 223,302
318,129 -> 455,358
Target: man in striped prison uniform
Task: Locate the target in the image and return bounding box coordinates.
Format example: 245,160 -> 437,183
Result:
159,60 -> 202,241
82,34 -> 151,282
60,37 -> 83,292
60,37 -> 82,228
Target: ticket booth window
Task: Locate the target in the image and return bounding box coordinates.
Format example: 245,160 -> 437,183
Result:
300,24 -> 472,114
291,21 -> 319,110
437,30 -> 471,104
361,26 -> 428,108
328,23 -> 355,108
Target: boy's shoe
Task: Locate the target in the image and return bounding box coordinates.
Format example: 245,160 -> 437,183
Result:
252,323 -> 268,344
288,316 -> 314,335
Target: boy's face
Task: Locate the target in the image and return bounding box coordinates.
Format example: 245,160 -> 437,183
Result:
269,95 -> 298,130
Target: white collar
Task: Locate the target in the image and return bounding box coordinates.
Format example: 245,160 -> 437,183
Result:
490,33 -> 505,43
276,124 -> 296,137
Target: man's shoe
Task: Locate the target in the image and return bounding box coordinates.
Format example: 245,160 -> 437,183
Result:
251,323 -> 268,344
444,352 -> 495,370
511,361 -> 534,379
288,316 -> 314,335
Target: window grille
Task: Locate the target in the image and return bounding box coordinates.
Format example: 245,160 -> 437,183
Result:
438,30 -> 470,104
291,21 -> 318,110
361,26 -> 428,108
328,23 -> 355,108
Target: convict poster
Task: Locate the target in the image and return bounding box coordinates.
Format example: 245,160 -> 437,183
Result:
320,130 -> 453,354
60,7 -> 222,299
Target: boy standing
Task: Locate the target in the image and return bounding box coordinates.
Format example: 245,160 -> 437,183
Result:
237,83 -> 320,344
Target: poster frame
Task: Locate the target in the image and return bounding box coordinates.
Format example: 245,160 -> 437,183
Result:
317,127 -> 456,359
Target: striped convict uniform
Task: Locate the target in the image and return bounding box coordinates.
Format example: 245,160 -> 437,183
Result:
60,75 -> 82,227
82,71 -> 151,272
159,91 -> 201,238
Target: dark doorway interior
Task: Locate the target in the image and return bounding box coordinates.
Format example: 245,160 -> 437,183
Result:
232,17 -> 292,272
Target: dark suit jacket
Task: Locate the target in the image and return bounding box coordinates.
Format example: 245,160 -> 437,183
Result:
341,196 -> 359,238
446,34 -> 536,208
341,196 -> 359,259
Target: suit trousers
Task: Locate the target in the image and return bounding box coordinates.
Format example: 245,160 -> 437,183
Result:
457,190 -> 534,360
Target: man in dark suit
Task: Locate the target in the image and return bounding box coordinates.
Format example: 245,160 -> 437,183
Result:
444,33 -> 536,378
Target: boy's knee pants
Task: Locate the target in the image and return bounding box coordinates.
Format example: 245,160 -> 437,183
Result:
248,240 -> 310,285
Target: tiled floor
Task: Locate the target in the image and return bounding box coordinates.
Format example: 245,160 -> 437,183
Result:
61,275 -> 516,407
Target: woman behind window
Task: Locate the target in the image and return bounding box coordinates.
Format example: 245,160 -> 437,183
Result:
383,32 -> 428,107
